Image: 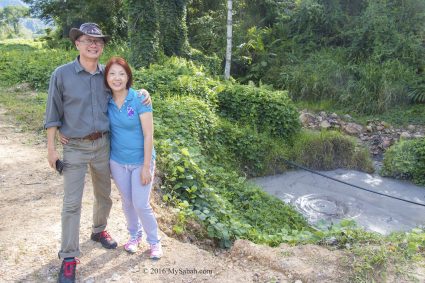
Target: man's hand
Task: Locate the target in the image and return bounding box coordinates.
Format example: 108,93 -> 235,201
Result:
58,133 -> 69,145
47,148 -> 59,169
137,89 -> 152,106
47,127 -> 59,170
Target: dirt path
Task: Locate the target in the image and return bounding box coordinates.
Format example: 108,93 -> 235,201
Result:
1,107 -> 410,283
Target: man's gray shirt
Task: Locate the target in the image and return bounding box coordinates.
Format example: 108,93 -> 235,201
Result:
44,57 -> 111,138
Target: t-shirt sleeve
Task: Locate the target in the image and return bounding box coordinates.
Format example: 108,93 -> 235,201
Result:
135,94 -> 153,114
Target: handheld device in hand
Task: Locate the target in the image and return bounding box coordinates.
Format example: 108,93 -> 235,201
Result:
56,159 -> 64,175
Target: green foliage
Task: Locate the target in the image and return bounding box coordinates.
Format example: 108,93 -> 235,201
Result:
156,138 -> 311,248
382,138 -> 425,185
0,5 -> 29,39
342,60 -> 414,114
128,0 -> 189,67
187,9 -> 226,55
185,48 -> 221,75
23,0 -> 127,39
0,42 -> 75,90
0,86 -> 47,133
408,80 -> 425,103
187,0 -> 425,115
354,104 -> 425,127
217,82 -> 301,140
133,57 -> 220,108
279,49 -> 419,114
128,0 -> 160,68
157,0 -> 189,57
0,39 -> 131,90
278,48 -> 349,102
212,118 -> 289,176
291,130 -> 374,172
154,96 -> 217,152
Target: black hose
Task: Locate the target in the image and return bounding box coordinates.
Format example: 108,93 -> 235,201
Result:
282,159 -> 425,207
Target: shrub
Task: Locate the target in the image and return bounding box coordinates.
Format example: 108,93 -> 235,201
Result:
185,47 -> 221,76
382,138 -> 425,185
212,118 -> 288,176
343,60 -> 414,114
154,96 -> 217,152
291,130 -> 374,172
217,83 -> 300,141
133,57 -> 220,108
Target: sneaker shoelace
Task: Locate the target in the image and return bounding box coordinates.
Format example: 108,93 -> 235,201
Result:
64,258 -> 80,277
100,230 -> 112,240
126,238 -> 140,247
151,243 -> 161,253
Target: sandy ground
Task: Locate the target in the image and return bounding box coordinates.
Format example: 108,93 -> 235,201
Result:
0,107 -> 423,283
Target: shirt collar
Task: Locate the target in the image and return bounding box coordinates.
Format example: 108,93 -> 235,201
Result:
108,88 -> 134,104
73,56 -> 104,74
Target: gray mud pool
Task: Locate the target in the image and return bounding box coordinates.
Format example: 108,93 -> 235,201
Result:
252,169 -> 425,234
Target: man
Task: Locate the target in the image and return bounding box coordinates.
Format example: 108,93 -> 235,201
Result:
44,23 -> 150,283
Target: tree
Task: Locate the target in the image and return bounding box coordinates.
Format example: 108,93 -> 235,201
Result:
0,5 -> 29,37
128,0 -> 190,67
158,0 -> 189,56
224,0 -> 232,80
22,0 -> 126,39
128,0 -> 160,68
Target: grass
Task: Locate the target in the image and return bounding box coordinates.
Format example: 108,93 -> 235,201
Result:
0,84 -> 47,134
295,99 -> 425,127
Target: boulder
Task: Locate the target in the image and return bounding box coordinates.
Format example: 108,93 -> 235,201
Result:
343,123 -> 363,135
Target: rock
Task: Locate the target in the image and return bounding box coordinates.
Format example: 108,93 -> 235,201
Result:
111,273 -> 121,281
376,125 -> 385,131
330,112 -> 338,118
295,280 -> 303,283
299,113 -> 315,126
343,114 -> 352,121
413,133 -> 424,139
381,121 -> 391,128
400,132 -> 411,139
407,125 -> 416,131
320,120 -> 331,129
366,125 -> 373,132
343,123 -> 363,135
382,138 -> 392,149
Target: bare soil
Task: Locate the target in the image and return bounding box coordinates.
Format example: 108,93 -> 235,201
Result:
0,107 -> 423,283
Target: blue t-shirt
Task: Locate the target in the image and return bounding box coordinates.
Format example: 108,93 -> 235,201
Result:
108,88 -> 156,165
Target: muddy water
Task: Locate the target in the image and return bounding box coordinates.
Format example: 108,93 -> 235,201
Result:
252,169 -> 425,234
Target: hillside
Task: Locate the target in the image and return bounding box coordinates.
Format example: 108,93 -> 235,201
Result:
1,94 -> 425,282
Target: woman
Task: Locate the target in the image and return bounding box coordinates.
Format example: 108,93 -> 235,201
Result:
105,56 -> 162,259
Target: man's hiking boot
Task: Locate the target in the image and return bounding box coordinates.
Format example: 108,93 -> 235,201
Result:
90,230 -> 117,249
58,258 -> 79,283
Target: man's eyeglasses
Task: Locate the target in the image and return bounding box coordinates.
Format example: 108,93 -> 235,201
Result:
78,39 -> 105,46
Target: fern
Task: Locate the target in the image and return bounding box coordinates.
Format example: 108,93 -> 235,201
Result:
408,84 -> 425,103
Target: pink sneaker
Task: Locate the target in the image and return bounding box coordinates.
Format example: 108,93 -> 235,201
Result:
124,237 -> 142,254
149,242 -> 163,259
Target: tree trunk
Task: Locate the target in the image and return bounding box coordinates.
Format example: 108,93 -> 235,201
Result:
128,0 -> 160,68
224,0 -> 233,80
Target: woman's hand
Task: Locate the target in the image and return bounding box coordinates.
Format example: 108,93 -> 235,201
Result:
140,165 -> 152,185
